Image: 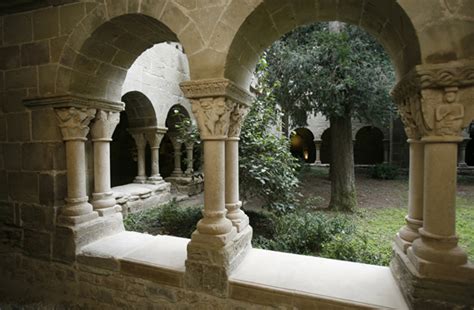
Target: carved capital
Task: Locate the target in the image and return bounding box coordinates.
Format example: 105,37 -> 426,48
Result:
191,97 -> 235,140
90,110 -> 120,141
130,132 -> 147,149
146,130 -> 165,149
55,107 -> 96,141
228,103 -> 250,138
392,62 -> 474,140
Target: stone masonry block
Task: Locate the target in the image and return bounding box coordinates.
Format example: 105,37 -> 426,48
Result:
5,67 -> 37,90
0,46 -> 21,70
38,65 -> 57,95
39,173 -> 67,206
21,204 -> 55,231
60,3 -> 86,36
21,41 -> 50,66
0,201 -> 15,225
4,13 -> 33,45
33,7 -> 59,40
31,109 -> 62,141
0,116 -> 5,141
6,112 -> 31,142
3,143 -> 22,170
22,143 -> 55,171
3,88 -> 27,113
8,171 -> 39,203
24,228 -> 51,259
0,171 -> 6,200
50,36 -> 68,63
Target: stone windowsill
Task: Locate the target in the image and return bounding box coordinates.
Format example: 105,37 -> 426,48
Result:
78,231 -> 408,309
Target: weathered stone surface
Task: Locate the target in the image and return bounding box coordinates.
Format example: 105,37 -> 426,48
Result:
2,89 -> 27,113
0,201 -> 15,225
7,172 -> 38,203
22,143 -> 55,171
59,3 -> 86,36
38,65 -> 57,95
21,204 -> 55,231
31,109 -> 62,141
3,143 -> 22,170
21,41 -> 50,66
33,7 -> 59,40
4,13 -> 32,44
6,113 -> 30,142
23,229 -> 51,259
0,46 -> 21,70
5,67 -> 37,90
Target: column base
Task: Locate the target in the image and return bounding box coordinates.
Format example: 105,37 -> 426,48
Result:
185,226 -> 252,297
96,205 -> 122,217
91,192 -> 116,210
410,229 -> 468,267
54,212 -> 125,262
133,176 -> 147,184
226,201 -> 249,233
394,216 -> 422,253
146,175 -> 164,185
391,244 -> 474,309
458,162 -> 468,168
170,171 -> 184,178
57,211 -> 98,226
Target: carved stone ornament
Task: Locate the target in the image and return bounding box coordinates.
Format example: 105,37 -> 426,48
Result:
191,97 -> 235,140
55,107 -> 96,141
90,110 -> 120,141
391,62 -> 474,139
131,133 -> 147,148
228,103 -> 250,138
146,131 -> 165,149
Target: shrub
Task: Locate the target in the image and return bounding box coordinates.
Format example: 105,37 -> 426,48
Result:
320,232 -> 392,265
370,163 -> 399,180
158,203 -> 202,238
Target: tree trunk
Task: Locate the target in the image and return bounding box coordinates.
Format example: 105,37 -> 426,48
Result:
329,115 -> 357,211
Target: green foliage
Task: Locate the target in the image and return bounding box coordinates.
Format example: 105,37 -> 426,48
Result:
239,86 -> 301,214
370,163 -> 400,180
263,22 -> 395,129
171,109 -> 202,172
124,200 -> 202,238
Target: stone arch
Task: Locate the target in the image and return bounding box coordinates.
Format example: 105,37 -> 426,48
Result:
55,1 -> 194,101
354,126 -> 385,165
223,0 -> 421,89
121,91 -> 158,129
165,104 -> 192,132
290,128 -> 316,163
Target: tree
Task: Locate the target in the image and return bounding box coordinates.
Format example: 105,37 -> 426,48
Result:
239,59 -> 301,214
262,23 -> 395,211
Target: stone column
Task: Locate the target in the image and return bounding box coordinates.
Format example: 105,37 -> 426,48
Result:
181,79 -> 254,297
55,107 -> 98,225
130,131 -> 147,184
146,128 -> 166,183
383,139 -> 390,163
314,140 -> 322,164
226,103 -> 250,232
395,139 -> 424,252
185,142 -> 194,176
407,87 -> 470,276
458,138 -> 469,167
90,110 -> 120,216
170,136 -> 183,177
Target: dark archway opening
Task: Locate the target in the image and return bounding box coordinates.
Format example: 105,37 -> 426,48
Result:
290,128 -> 316,163
320,129 -> 331,164
354,126 -> 384,165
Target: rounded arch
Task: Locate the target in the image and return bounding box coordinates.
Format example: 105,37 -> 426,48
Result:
165,104 -> 192,132
354,126 -> 385,165
121,91 -> 157,128
223,0 -> 422,89
291,128 -> 316,163
56,1 -> 195,101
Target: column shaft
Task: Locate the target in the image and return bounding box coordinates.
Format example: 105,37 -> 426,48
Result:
93,141 -> 110,193
315,141 -> 321,163
65,140 -> 88,204
151,147 -> 159,176
185,145 -> 194,175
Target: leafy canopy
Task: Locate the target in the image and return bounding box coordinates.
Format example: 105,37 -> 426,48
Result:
264,23 -> 395,127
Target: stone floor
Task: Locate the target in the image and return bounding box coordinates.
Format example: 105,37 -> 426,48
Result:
112,182 -> 172,215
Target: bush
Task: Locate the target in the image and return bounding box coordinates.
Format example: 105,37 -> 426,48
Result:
370,163 -> 399,180
321,232 -> 392,266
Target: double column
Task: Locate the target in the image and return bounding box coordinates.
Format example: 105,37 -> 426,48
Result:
392,67 -> 473,281
314,140 -> 322,164
130,130 -> 148,184
169,135 -> 184,177
180,79 -> 253,296
146,128 -> 166,183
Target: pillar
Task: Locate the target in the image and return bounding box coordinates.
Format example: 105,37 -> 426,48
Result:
314,140 -> 322,164
130,132 -> 147,184
395,139 -> 424,252
146,128 -> 166,183
169,136 -> 183,177
185,142 -> 194,176
226,103 -> 250,232
180,79 -> 253,297
408,86 -> 470,275
90,110 -> 120,216
458,138 -> 469,167
55,107 -> 98,225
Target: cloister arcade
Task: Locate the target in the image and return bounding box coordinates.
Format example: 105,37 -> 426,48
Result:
0,0 -> 473,308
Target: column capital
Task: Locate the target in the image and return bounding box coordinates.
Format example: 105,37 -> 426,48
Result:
145,127 -> 167,149
55,107 -> 96,141
129,131 -> 147,148
392,61 -> 474,142
90,110 -> 120,142
228,103 -> 250,139
190,97 -> 235,141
